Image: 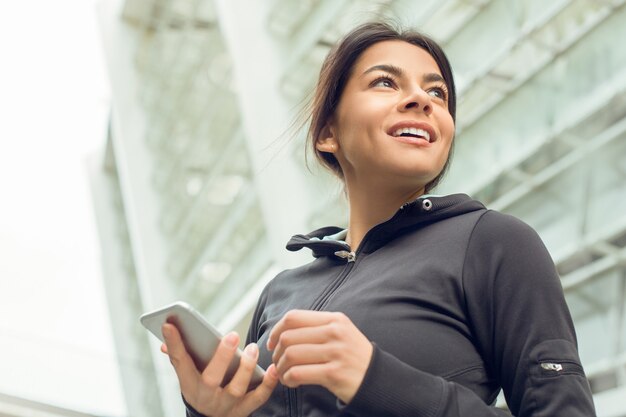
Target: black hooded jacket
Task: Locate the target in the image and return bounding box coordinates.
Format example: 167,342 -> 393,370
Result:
186,194 -> 596,416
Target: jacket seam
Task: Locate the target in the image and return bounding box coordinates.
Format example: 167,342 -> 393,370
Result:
431,378 -> 446,417
253,278 -> 275,342
459,209 -> 491,350
441,363 -> 485,379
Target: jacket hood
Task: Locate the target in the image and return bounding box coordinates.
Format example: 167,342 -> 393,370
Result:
286,193 -> 485,258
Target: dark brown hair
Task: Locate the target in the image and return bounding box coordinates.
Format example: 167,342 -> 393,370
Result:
307,21 -> 456,192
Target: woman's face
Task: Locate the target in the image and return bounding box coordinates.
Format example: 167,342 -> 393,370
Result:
319,40 -> 455,191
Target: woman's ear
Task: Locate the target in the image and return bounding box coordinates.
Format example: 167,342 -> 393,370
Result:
315,122 -> 339,154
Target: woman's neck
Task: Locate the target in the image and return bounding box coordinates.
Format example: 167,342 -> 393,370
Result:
344,181 -> 425,252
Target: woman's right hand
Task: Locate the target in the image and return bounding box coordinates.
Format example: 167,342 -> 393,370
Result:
161,323 -> 279,417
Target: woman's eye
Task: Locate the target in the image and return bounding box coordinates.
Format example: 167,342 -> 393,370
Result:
428,87 -> 447,100
372,77 -> 395,88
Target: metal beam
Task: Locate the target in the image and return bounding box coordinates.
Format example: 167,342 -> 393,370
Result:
98,1 -> 185,415
562,248 -> 626,292
180,185 -> 257,296
456,0 -> 626,134
489,94 -> 626,212
205,237 -> 273,326
464,64 -> 626,203
169,129 -> 245,247
214,0 -> 315,270
424,0 -> 493,45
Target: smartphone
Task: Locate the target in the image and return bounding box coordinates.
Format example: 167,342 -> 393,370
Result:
140,301 -> 264,390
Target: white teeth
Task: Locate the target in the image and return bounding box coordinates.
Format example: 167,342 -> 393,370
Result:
393,127 -> 431,142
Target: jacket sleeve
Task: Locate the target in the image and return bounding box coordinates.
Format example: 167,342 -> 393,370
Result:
245,280 -> 271,345
342,210 -> 596,417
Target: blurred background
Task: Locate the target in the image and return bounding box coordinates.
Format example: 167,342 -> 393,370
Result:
1,0 -> 626,416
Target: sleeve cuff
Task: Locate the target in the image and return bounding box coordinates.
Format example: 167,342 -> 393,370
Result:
342,344 -> 445,417
182,394 -> 210,417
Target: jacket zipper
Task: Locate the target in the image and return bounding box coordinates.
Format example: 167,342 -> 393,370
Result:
283,252 -> 357,417
288,386 -> 297,416
312,204 -> 414,311
541,362 -> 563,372
539,361 -> 584,375
311,257 -> 357,311
334,250 -> 356,262
286,204 -> 414,415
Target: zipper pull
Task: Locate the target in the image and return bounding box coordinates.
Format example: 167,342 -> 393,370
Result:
541,362 -> 563,372
334,250 -> 356,262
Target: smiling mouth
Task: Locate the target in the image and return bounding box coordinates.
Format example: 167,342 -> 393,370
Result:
391,127 -> 432,143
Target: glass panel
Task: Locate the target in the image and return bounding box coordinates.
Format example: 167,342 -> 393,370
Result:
566,269 -> 622,365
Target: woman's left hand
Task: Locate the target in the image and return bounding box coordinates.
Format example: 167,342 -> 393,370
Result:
266,310 -> 373,404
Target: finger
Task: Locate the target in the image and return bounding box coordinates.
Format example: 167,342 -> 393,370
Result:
268,310 -> 339,350
274,344 -> 333,376
272,327 -> 330,364
162,323 -> 201,391
200,331 -> 240,388
281,362 -> 364,404
236,364 -> 279,413
222,343 -> 259,405
279,363 -> 333,389
161,343 -> 168,354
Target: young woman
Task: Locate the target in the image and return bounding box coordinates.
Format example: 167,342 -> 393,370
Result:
161,22 -> 596,417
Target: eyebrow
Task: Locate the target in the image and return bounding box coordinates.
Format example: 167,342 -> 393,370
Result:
423,73 -> 445,84
362,64 -> 404,78
362,64 -> 446,85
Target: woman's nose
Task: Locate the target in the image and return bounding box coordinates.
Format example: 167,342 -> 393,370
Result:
398,88 -> 432,115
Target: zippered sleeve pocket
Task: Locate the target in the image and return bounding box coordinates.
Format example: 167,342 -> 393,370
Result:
526,339 -> 596,416
538,360 -> 584,377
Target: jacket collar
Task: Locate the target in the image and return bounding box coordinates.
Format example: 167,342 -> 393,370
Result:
285,194 -> 485,258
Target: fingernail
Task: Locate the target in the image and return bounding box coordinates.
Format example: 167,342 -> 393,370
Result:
268,364 -> 278,378
244,343 -> 258,358
224,332 -> 238,347
162,326 -> 170,339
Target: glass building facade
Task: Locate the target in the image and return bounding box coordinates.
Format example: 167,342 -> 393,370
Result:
93,0 -> 626,416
